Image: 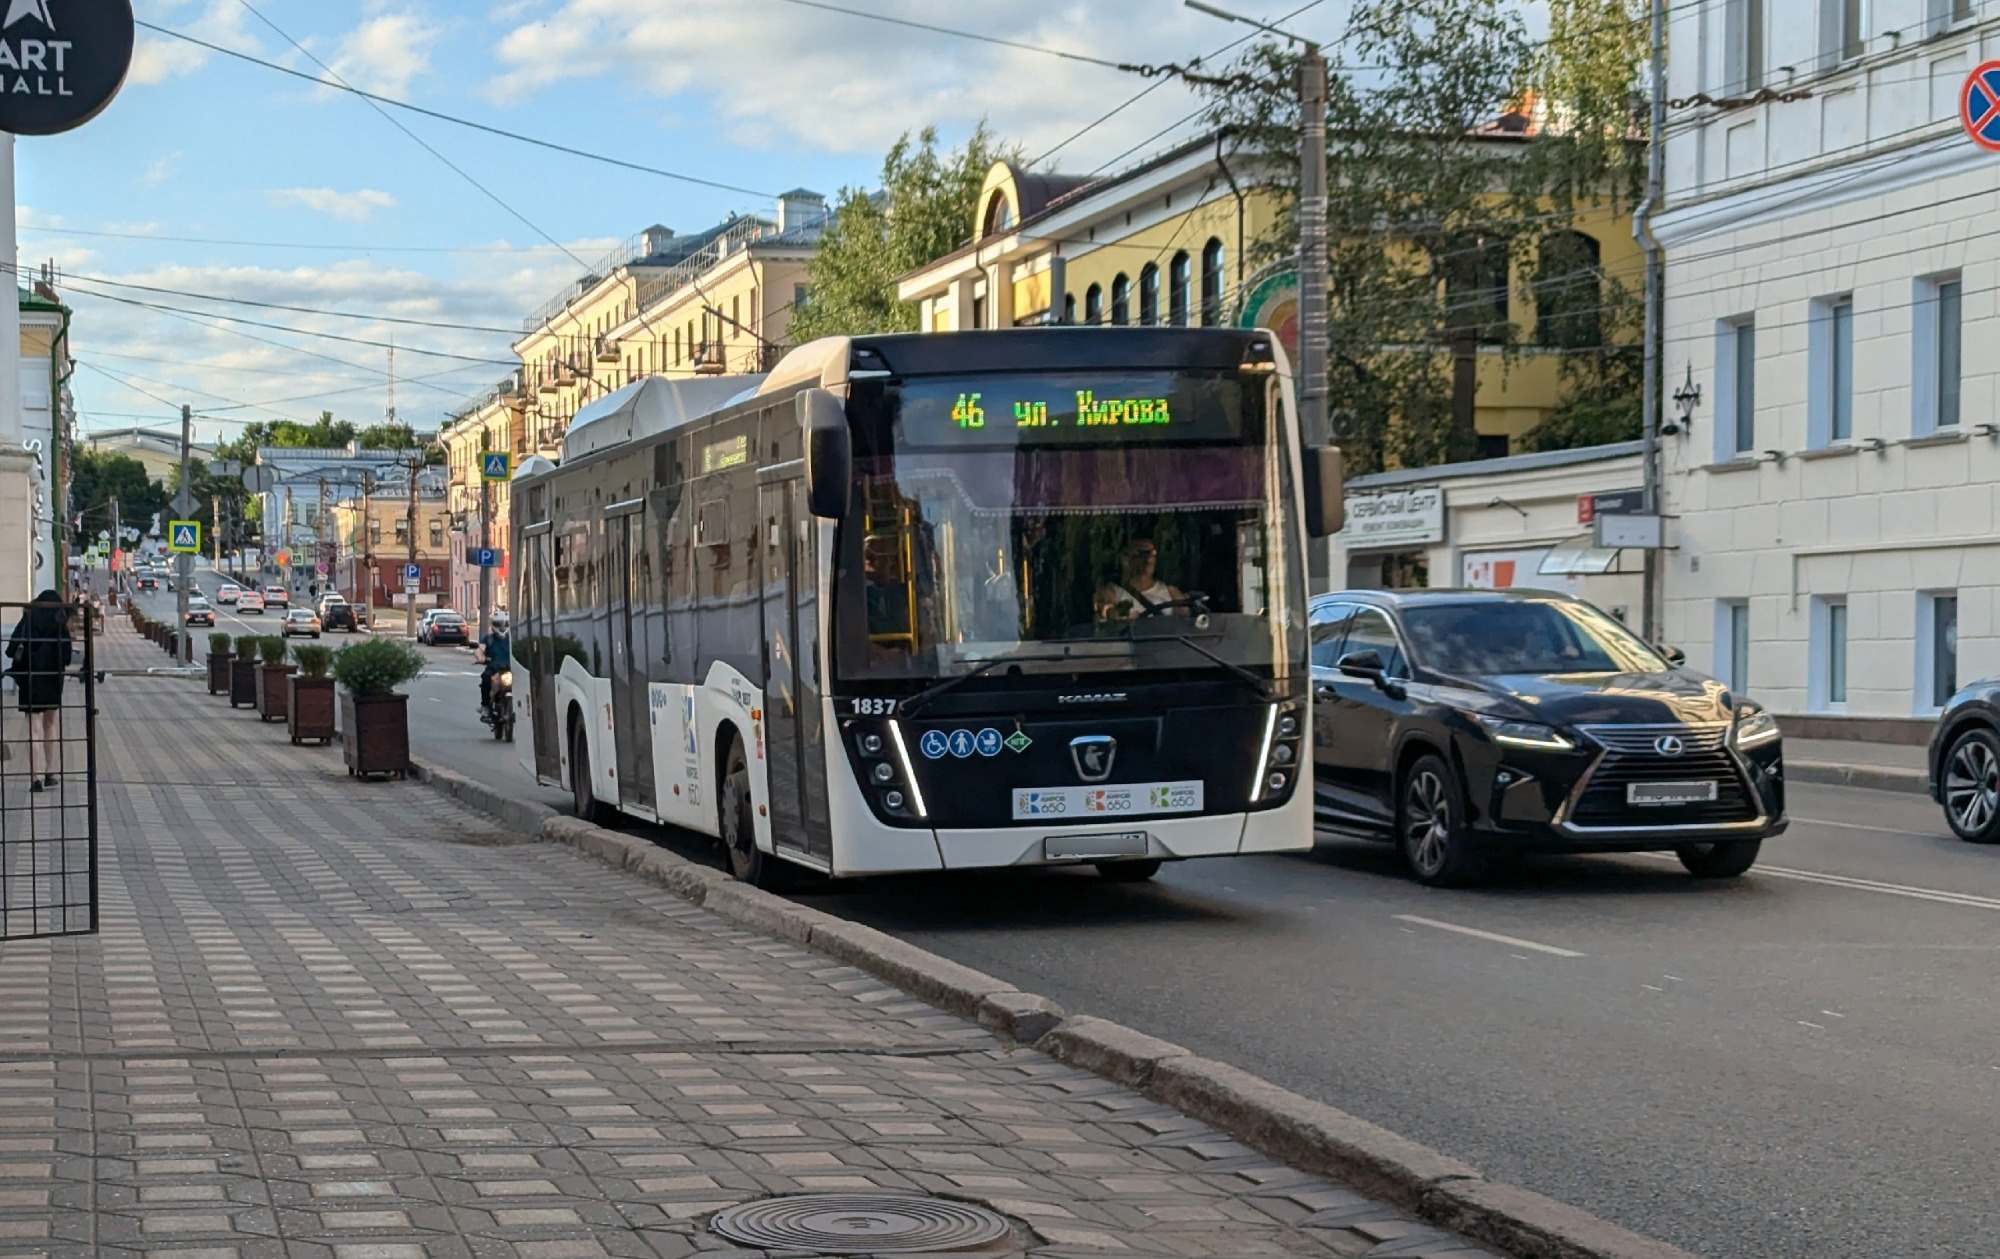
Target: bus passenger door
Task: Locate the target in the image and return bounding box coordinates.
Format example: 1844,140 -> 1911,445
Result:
610,509 -> 656,811
527,529 -> 560,782
758,478 -> 824,860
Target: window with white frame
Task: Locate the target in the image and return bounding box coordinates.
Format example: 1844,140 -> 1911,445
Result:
1812,597 -> 1849,710
1715,317 -> 1756,459
1716,600 -> 1752,695
1919,592 -> 1959,711
1928,0 -> 1973,35
1808,294 -> 1855,446
1823,0 -> 1864,64
1726,0 -> 1764,92
1913,274 -> 1963,435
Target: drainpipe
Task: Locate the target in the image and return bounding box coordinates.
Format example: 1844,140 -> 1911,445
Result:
1633,0 -> 1666,645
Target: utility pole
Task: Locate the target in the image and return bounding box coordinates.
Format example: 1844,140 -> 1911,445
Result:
318,475 -> 331,596
359,470 -> 372,610
174,403 -> 193,662
1635,0 -> 1666,644
211,493 -> 221,571
405,454 -> 419,641
479,448 -> 493,640
109,497 -> 121,606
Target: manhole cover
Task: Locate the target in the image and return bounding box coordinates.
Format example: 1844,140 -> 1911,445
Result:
710,1194 -> 1012,1254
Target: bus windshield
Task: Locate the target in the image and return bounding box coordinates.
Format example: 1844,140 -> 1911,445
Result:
832,368 -> 1305,685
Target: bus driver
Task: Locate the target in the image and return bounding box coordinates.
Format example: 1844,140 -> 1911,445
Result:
1096,537 -> 1186,621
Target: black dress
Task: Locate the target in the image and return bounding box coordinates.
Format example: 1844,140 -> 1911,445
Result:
6,610 -> 73,715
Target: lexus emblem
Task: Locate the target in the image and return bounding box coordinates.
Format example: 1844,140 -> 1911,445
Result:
1654,734 -> 1685,757
1070,735 -> 1117,782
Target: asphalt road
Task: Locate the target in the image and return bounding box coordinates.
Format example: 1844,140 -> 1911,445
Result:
140,570 -> 1993,1258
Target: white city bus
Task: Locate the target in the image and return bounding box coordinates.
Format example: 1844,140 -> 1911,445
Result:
512,328 -> 1343,885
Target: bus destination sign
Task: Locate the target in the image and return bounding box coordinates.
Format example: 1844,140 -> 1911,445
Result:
953,391 -> 1173,430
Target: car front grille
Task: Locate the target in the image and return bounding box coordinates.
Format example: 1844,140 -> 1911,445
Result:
1568,724 -> 1759,828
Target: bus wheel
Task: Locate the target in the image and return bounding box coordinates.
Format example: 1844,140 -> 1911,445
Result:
1095,860 -> 1162,883
569,721 -> 602,825
720,742 -> 774,887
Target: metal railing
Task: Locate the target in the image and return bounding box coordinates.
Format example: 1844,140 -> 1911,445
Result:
636,219 -> 769,315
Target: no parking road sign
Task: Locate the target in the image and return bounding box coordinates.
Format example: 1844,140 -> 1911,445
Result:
1962,61 -> 2000,150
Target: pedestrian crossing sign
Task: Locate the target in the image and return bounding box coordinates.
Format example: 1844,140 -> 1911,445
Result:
481,452 -> 512,481
168,520 -> 201,554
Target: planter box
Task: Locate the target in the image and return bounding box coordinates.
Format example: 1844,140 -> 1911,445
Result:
207,652 -> 232,695
229,659 -> 259,708
340,691 -> 410,779
257,664 -> 296,722
288,676 -> 337,745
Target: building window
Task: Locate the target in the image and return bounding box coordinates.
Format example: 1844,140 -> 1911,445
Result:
1916,274 -> 1962,435
369,524 -> 381,546
1445,236 -> 1511,344
1921,592 -> 1959,711
1813,597 -> 1848,710
1534,231 -> 1601,349
1085,283 -> 1104,324
395,519 -> 410,542
1717,600 -> 1751,695
1715,318 -> 1756,458
1139,263 -> 1160,326
982,191 -> 1014,238
429,521 -> 444,549
1169,251 -> 1192,326
1200,238 -> 1225,326
1062,293 -> 1076,325
1929,0 -> 1973,32
1824,0 -> 1864,64
1726,0 -> 1764,92
1808,295 -> 1854,446
1475,434 -> 1510,460
1110,274 -> 1131,325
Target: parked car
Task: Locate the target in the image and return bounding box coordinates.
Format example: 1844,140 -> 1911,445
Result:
318,595 -> 364,633
264,586 -> 290,608
1307,589 -> 1786,886
1928,684 -> 2000,842
215,584 -> 241,605
184,598 -> 215,627
238,591 -> 266,614
417,610 -> 468,646
281,608 -> 322,638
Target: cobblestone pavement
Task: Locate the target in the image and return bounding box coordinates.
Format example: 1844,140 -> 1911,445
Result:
0,621 -> 1502,1259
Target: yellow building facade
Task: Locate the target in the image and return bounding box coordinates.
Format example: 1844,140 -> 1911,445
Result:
437,387 -> 525,620
896,133 -> 1641,459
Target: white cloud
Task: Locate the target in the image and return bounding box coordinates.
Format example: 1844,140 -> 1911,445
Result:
269,188 -> 400,222
479,0 -> 1343,165
323,11 -> 441,98
139,153 -> 183,187
129,0 -> 263,86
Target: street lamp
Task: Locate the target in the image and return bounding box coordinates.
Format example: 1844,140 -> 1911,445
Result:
1184,0 -> 1329,449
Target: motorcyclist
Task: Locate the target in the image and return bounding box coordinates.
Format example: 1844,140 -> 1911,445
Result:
474,613 -> 511,715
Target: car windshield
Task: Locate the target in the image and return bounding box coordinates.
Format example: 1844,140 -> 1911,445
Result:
831,367 -> 1305,685
1401,599 -> 1667,676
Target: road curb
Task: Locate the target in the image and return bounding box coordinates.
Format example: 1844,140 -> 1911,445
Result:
1786,759 -> 1928,796
411,756 -> 1700,1259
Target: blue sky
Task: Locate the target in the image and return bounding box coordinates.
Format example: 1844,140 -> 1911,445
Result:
27,0 -> 1357,446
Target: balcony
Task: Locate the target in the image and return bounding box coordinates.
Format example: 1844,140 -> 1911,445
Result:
595,336 -> 620,365
691,342 -> 728,376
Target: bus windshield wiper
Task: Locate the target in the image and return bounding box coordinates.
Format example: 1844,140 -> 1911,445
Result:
899,651 -> 1075,718
1116,623 -> 1272,698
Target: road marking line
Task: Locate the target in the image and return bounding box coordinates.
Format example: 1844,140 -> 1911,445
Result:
1638,853 -> 2000,910
1793,816 -> 1941,837
1391,914 -> 1584,958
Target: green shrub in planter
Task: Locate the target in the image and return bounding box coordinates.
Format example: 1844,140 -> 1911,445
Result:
332,638 -> 424,697
258,636 -> 288,665
292,644 -> 334,678
236,636 -> 260,660
208,632 -> 232,656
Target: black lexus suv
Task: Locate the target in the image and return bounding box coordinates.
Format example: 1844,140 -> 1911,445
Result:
1309,589 -> 1786,886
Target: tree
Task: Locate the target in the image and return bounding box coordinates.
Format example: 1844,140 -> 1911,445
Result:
790,125 -> 1017,340
70,450 -> 167,542
356,422 -> 416,449
1199,0 -> 1640,473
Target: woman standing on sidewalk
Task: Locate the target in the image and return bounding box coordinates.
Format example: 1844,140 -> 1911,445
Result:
6,590 -> 74,794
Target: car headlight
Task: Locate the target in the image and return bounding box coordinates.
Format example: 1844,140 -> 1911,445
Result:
1475,714 -> 1576,750
1734,708 -> 1780,749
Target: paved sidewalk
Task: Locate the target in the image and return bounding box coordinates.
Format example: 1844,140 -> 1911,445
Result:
0,624 -> 1502,1258
1785,738 -> 1929,795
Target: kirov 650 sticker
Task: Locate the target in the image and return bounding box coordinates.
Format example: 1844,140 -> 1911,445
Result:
1012,780 -> 1204,822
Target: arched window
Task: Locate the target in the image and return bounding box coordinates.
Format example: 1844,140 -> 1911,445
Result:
1169,252 -> 1192,326
1533,230 -> 1602,350
1084,283 -> 1104,324
1110,274 -> 1131,326
1062,293 -> 1077,325
982,190 -> 1014,238
1200,238 -> 1225,326
1139,263 -> 1160,326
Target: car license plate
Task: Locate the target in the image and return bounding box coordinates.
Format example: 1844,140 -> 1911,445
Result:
1044,830 -> 1149,861
1627,781 -> 1718,806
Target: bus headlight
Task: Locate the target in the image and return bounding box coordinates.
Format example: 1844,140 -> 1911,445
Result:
1250,702 -> 1304,804
858,732 -> 883,756
871,762 -> 896,784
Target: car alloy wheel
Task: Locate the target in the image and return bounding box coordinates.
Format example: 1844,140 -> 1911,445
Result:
1397,753 -> 1487,887
1944,728 -> 2000,843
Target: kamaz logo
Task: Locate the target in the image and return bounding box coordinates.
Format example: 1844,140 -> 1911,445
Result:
1057,692 -> 1127,704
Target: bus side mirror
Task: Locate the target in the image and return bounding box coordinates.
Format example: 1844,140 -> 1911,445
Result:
1304,444 -> 1344,538
800,388 -> 851,520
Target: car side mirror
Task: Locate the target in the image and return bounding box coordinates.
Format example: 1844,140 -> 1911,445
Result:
799,388 -> 851,520
1303,444 -> 1345,538
1337,649 -> 1385,680
1660,644 -> 1687,668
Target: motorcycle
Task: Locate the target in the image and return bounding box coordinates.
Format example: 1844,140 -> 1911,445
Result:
481,669 -> 515,742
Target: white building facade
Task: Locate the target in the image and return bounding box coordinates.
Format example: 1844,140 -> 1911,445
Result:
1656,0 -> 2000,725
